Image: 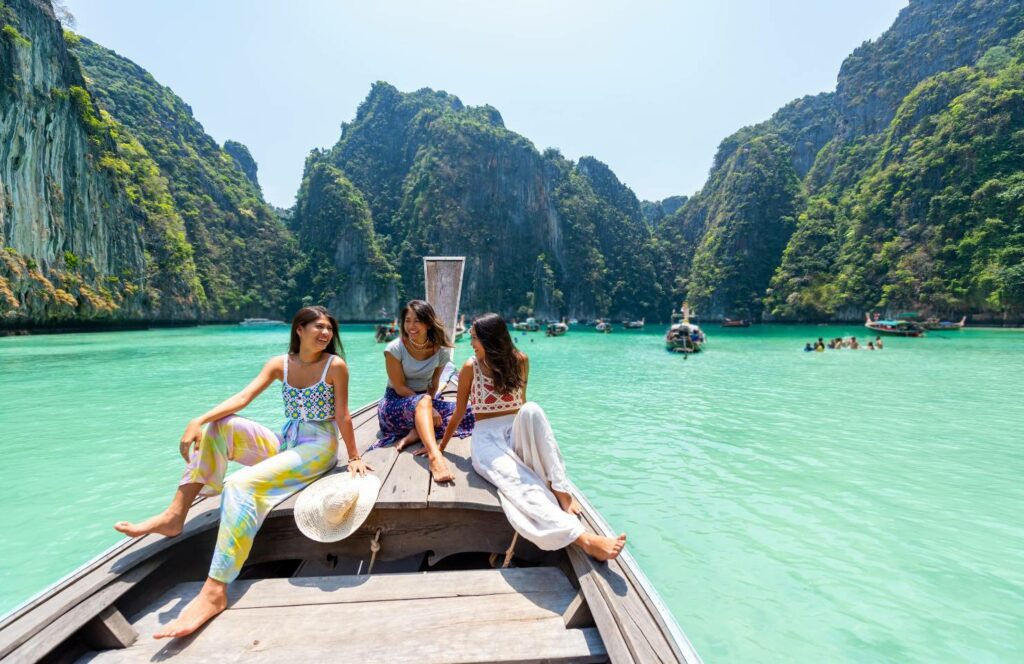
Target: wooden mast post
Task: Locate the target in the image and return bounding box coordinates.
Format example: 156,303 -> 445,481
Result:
422,256 -> 466,342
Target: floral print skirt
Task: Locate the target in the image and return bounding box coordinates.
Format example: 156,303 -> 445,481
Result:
373,387 -> 474,448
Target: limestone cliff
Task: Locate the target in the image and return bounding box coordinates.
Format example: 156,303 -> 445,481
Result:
70,36 -> 296,319
294,83 -> 667,320
223,140 -> 260,190
659,0 -> 1024,321
289,156 -> 398,319
0,0 -> 203,324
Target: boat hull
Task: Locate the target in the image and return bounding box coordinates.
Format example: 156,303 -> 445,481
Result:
865,325 -> 924,337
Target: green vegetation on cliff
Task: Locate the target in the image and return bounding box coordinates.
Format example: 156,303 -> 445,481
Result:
660,0 -> 1024,322
294,82 -> 669,320
289,157 -> 397,318
69,36 -> 296,318
771,38 -> 1024,318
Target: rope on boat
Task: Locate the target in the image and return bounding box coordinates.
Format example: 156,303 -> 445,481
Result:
366,528 -> 383,575
502,532 -> 519,568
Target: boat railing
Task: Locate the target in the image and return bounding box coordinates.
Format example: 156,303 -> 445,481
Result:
568,480 -> 703,663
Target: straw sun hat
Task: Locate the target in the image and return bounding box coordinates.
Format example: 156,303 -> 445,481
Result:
294,471 -> 381,543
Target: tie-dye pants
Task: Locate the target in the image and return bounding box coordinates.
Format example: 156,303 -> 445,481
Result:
179,415 -> 338,583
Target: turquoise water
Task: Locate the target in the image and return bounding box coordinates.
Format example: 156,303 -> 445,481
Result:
1,324 -> 1022,662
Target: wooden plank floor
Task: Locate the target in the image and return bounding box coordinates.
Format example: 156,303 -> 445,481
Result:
428,436 -> 502,511
79,568 -> 607,663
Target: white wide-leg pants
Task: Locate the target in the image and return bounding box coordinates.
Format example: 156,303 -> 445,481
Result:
471,402 -> 585,550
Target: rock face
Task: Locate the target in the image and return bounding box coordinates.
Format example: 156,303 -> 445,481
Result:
0,0 -> 293,326
0,0 -> 201,323
292,82 -> 667,320
641,196 -> 687,226
289,157 -> 398,319
659,0 -> 1024,321
223,140 -> 260,190
6,0 -> 1023,326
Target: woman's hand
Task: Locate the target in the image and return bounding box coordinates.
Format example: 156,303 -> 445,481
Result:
179,419 -> 203,462
347,458 -> 373,477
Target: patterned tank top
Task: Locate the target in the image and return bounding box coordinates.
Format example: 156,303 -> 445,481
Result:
282,354 -> 336,421
470,358 -> 524,413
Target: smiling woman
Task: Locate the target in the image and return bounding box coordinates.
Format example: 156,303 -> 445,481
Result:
109,305 -> 368,639
374,299 -> 475,482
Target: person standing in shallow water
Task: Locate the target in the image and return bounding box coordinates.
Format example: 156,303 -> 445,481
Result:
113,306 -> 368,639
373,299 -> 474,482
420,312 -> 626,561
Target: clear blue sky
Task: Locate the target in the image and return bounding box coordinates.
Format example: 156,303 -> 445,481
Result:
66,0 -> 908,209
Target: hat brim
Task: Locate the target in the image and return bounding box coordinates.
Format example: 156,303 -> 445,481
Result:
293,471 -> 382,543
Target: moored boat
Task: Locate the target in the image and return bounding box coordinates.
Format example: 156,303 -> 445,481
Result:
375,319 -> 400,343
238,318 -> 286,327
666,303 -> 705,352
922,315 -> 967,331
623,318 -> 645,329
0,260 -> 702,663
0,381 -> 702,664
595,319 -> 612,333
865,313 -> 925,337
546,320 -> 569,337
721,318 -> 750,328
512,317 -> 540,332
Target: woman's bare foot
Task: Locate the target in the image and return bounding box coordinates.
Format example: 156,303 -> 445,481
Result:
577,532 -> 627,561
553,489 -> 582,516
428,456 -> 454,483
395,429 -> 421,452
114,509 -> 186,538
153,579 -> 227,639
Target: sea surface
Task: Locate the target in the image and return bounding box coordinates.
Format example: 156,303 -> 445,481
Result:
1,323 -> 1022,662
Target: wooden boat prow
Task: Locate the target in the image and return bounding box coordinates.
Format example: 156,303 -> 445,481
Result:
0,386 -> 702,663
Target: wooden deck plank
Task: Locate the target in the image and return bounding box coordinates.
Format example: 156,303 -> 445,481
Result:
568,546 -> 663,663
376,447 -> 431,508
573,494 -> 698,664
566,493 -> 693,663
568,546 -> 635,664
132,567 -> 573,617
89,587 -> 605,664
85,621 -> 605,664
427,435 -> 502,511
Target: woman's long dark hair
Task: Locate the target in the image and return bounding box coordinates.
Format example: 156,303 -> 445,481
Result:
288,305 -> 344,358
472,313 -> 525,394
400,300 -> 452,348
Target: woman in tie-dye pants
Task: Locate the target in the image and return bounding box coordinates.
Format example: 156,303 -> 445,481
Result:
113,306 -> 369,639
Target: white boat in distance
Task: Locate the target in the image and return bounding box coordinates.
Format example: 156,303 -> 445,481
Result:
238,318 -> 286,327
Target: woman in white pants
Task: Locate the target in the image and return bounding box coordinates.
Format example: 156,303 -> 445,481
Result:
424,312 -> 626,560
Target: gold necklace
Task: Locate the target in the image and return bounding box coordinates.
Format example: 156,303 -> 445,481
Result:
407,335 -> 431,350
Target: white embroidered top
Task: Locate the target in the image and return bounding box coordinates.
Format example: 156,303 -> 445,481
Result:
470,358 -> 525,413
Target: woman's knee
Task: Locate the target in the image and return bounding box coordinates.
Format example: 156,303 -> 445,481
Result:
206,415 -> 241,438
519,401 -> 544,420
